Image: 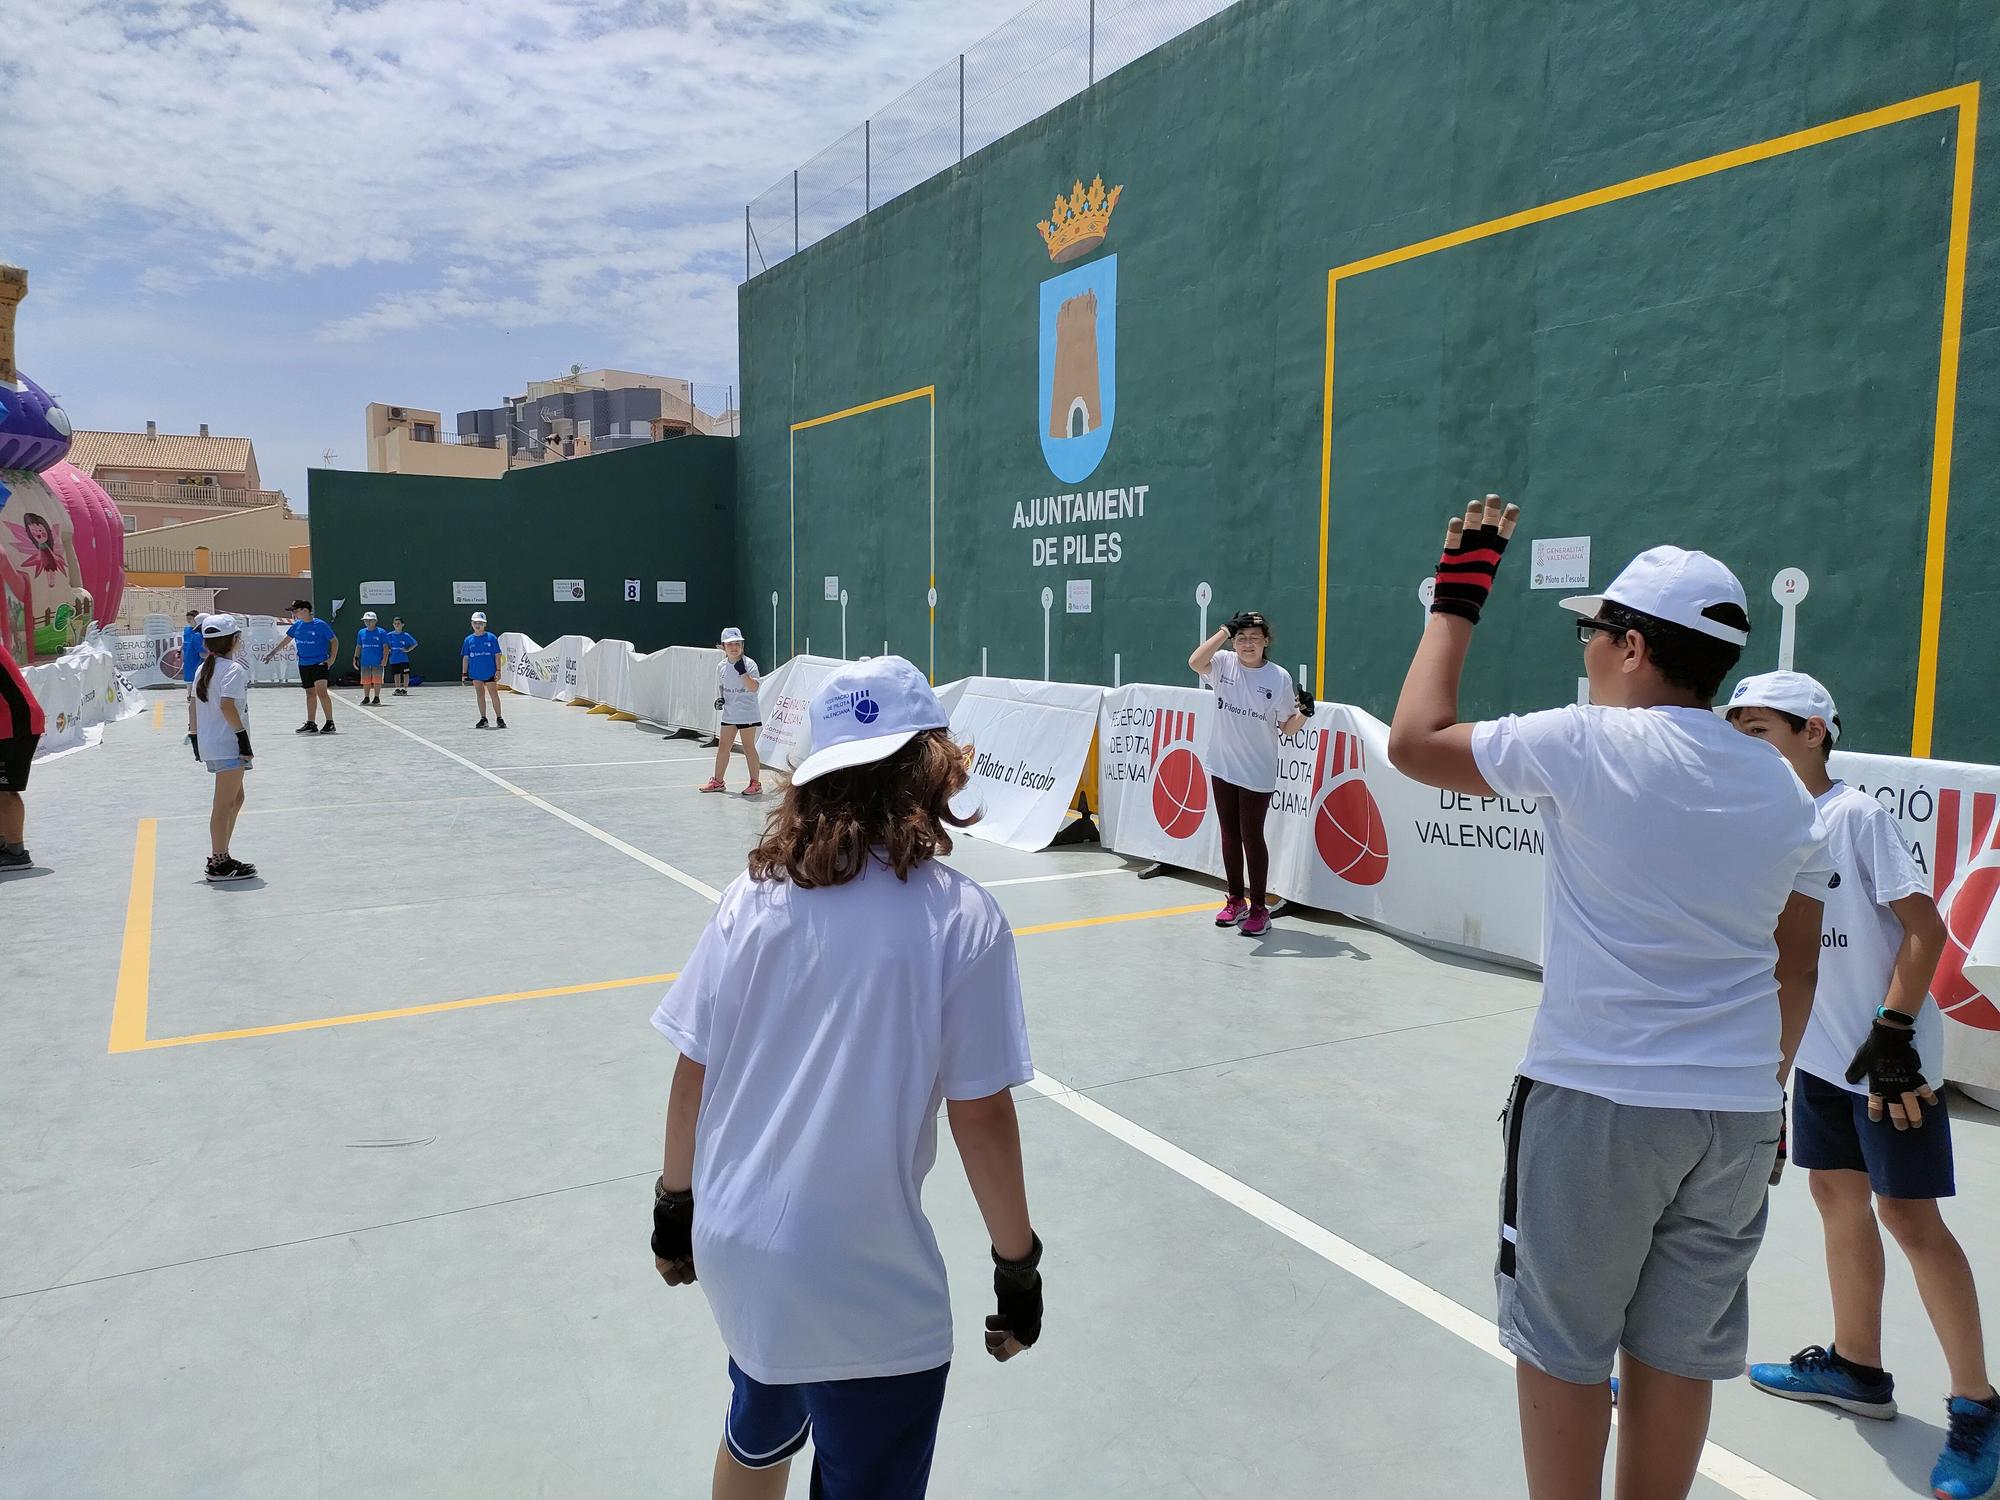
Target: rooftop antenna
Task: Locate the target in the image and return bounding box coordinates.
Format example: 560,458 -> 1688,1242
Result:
322,448 -> 337,467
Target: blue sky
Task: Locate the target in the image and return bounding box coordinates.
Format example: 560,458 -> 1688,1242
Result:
0,0 -> 1029,505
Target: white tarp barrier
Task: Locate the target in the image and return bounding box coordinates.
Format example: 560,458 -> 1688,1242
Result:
582,639 -> 635,710
628,645 -> 723,735
501,633 -> 588,700
755,655 -> 846,774
946,677 -> 1103,852
1097,686 -> 1544,964
23,636 -> 143,760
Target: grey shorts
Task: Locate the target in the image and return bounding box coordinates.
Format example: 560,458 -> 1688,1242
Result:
1498,1076 -> 1781,1384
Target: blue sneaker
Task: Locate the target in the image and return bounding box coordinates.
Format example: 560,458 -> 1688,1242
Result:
1747,1345 -> 1897,1419
1933,1394 -> 2000,1498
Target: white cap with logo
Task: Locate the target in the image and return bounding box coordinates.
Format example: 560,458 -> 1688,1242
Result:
200,612 -> 240,638
720,627 -> 745,644
471,611 -> 488,624
791,656 -> 950,787
1560,545 -> 1750,645
1727,670 -> 1840,740
362,610 -> 378,622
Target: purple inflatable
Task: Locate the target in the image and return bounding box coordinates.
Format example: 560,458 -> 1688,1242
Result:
0,372 -> 73,472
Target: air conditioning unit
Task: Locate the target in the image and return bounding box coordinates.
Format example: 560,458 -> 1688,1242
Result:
388,406 -> 405,419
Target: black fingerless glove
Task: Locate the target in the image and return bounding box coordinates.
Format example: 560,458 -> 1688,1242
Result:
713,696 -> 726,711
236,730 -> 253,759
187,732 -> 201,762
1224,611 -> 1256,636
1845,1012 -> 1923,1098
989,1233 -> 1044,1350
1297,683 -> 1316,718
1431,517 -> 1512,624
732,659 -> 748,675
651,1178 -> 694,1265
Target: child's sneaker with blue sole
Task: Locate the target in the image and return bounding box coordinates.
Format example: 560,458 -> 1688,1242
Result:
1933,1394 -> 2000,1499
1746,1345 -> 1897,1418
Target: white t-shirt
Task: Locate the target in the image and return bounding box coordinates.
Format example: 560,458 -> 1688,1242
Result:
1199,649 -> 1296,794
652,859 -> 1034,1384
193,656 -> 251,762
1796,782 -> 1940,1095
1472,704 -> 1832,1111
718,655 -> 761,725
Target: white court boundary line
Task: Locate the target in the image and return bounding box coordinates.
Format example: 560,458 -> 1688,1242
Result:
350,704 -> 721,902
367,698 -> 1811,1499
1022,1073 -> 1814,1500
979,868 -> 1132,888
485,757 -> 710,771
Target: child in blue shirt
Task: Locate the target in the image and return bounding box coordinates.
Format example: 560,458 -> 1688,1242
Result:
263,598 -> 339,734
461,612 -> 506,729
354,611 -> 391,707
387,617 -> 418,696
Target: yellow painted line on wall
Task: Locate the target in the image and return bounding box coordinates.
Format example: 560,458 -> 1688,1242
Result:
1914,83 -> 1981,758
107,820 -> 157,1054
1316,82 -> 1980,752
788,384 -> 940,677
113,895 -> 1210,1052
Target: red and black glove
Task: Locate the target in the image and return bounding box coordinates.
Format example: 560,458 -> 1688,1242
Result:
1431,515 -> 1513,624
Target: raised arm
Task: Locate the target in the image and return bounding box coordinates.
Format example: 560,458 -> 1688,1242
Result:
1189,626 -> 1229,677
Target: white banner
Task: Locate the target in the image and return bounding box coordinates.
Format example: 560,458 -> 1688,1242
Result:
945,677 -> 1102,851
628,645 -> 723,735
581,639 -> 635,707
22,636 -> 144,760
1097,687 -> 1544,963
755,655 -> 846,774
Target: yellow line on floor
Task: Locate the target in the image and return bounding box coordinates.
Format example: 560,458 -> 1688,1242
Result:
136,973 -> 682,1050
1014,902 -> 1212,937
150,701 -> 165,730
107,820 -> 157,1054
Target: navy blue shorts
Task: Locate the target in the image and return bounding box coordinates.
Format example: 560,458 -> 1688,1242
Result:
1792,1067 -> 1956,1199
724,1359 -> 949,1498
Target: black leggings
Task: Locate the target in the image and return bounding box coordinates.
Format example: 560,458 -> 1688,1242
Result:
1213,777 -> 1272,907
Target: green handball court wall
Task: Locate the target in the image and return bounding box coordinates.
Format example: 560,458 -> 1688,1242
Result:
737,0 -> 2000,761
307,438 -> 737,671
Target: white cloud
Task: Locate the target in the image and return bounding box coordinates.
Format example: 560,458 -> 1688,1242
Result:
0,0 -> 1032,370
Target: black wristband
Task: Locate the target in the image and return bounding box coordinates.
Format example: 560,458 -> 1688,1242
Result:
236,730 -> 253,757
993,1231 -> 1044,1278
651,1177 -> 694,1261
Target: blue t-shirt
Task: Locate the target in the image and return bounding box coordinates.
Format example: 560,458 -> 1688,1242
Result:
386,630 -> 417,663
287,618 -> 335,665
355,627 -> 390,668
180,625 -> 205,682
462,632 -> 503,681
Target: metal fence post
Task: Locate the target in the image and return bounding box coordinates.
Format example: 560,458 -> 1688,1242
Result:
793,170 -> 800,254
744,205 -> 750,280
865,119 -> 871,212
1089,0 -> 1095,85
959,54 -> 966,160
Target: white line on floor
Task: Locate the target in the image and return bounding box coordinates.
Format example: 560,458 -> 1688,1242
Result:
1021,1072 -> 1812,1500
979,868 -> 1132,888
484,757 -> 711,771
349,704 -> 722,902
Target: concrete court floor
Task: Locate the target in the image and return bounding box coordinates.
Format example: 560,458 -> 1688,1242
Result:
4,683 -> 1999,1499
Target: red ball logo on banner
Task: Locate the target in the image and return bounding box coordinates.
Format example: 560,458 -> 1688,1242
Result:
1152,746 -> 1208,840
1311,728 -> 1390,887
1933,788 -> 2000,1031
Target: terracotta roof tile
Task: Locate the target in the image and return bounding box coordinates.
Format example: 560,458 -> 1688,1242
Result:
66,429 -> 255,478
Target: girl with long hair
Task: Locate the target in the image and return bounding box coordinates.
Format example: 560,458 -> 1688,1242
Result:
1189,609 -> 1314,936
190,614 -> 257,882
650,656 -> 1043,1500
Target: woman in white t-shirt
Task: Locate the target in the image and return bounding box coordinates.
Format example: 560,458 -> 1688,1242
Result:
189,613 -> 257,883
651,655 -> 1041,1499
1189,610 -> 1312,936
700,627 -> 764,797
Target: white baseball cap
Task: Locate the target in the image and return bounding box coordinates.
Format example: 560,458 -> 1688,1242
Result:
471,611 -> 487,623
1561,545 -> 1750,645
1726,670 -> 1840,741
720,627 -> 744,644
362,610 -> 378,622
791,656 -> 950,787
200,612 -> 240,638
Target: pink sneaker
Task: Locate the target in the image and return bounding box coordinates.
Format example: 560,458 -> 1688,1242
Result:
1239,905 -> 1271,937
698,777 -> 727,794
743,780 -> 764,797
1215,898 -> 1248,927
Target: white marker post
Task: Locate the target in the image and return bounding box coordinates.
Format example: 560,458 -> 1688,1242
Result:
840,589 -> 849,660
1113,652 -> 1121,688
770,590 -> 778,659
1771,567 -> 1810,671
982,646 -> 989,677
1041,587 -> 1055,682
1417,577 -> 1435,626
1195,581 -> 1213,684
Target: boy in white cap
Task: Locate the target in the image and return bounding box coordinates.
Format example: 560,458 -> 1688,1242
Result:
651,655 -> 1042,1500
354,611 -> 390,707
1728,670 -> 1999,1497
700,627 -> 763,796
461,612 -> 506,729
1388,497 -> 1830,1499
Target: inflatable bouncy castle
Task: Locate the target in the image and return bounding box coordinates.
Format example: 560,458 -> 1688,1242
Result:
0,265 -> 119,663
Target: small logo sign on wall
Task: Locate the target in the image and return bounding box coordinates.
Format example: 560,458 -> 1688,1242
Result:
1529,537 -> 1591,591
824,575 -> 839,601
1066,579 -> 1092,613
359,580 -> 396,605
623,578 -> 640,602
452,581 -> 488,605
657,580 -> 687,604
553,578 -> 586,602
